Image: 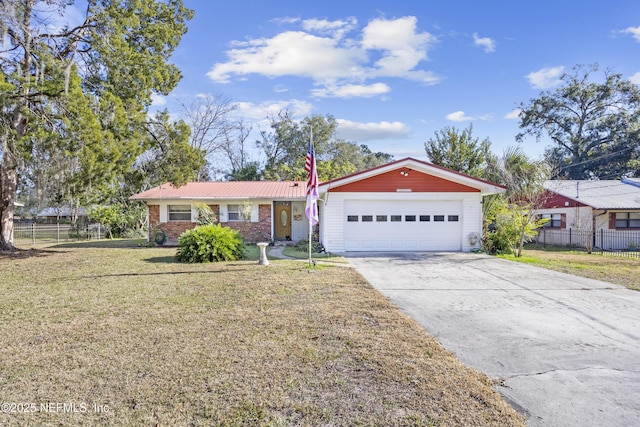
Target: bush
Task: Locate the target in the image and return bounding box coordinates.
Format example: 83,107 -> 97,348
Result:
295,238 -> 325,254
176,224 -> 245,263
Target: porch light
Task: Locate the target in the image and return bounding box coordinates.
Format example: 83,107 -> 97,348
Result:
400,170 -> 409,176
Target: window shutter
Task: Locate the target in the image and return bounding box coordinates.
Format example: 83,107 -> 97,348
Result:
251,204 -> 259,222
560,213 -> 566,229
219,205 -> 228,222
191,205 -> 198,223
159,204 -> 168,223
609,213 -> 616,230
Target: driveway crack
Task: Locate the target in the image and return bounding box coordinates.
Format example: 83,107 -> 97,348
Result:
497,366 -> 639,382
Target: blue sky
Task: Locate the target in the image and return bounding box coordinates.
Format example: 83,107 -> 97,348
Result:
150,0 -> 640,163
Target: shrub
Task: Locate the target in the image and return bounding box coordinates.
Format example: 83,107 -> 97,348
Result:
194,202 -> 217,225
295,238 -> 325,254
176,224 -> 245,263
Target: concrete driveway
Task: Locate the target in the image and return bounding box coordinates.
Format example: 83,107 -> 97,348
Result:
345,252 -> 640,427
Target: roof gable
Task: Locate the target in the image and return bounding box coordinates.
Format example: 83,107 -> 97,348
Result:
320,157 -> 505,195
329,167 -> 480,192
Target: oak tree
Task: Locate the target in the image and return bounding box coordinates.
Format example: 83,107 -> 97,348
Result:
0,0 -> 193,250
517,64 -> 640,179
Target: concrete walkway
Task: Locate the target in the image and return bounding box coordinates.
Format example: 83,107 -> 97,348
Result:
266,243 -> 294,260
345,252 -> 640,427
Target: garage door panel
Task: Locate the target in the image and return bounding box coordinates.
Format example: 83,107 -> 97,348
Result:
345,200 -> 461,251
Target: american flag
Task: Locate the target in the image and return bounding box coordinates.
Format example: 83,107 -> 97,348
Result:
304,130 -> 319,226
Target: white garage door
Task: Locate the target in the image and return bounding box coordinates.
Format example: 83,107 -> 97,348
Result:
344,200 -> 462,251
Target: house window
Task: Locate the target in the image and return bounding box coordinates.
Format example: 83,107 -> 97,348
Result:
347,215 -> 359,222
615,212 -> 640,229
376,215 -> 387,222
419,215 -> 430,222
362,215 -> 373,222
228,204 -> 251,221
448,215 -> 459,222
168,205 -> 191,222
390,215 -> 402,222
434,215 -> 445,222
542,213 -> 562,228
405,215 -> 416,222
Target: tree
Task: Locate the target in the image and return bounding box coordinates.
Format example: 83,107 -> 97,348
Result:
0,0 -> 193,250
220,119 -> 261,181
517,64 -> 640,179
483,147 -> 552,257
136,110 -> 205,189
178,94 -> 239,180
258,110 -> 393,181
424,124 -> 492,177
258,110 -> 315,181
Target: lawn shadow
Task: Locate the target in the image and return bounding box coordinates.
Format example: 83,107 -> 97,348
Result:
0,247 -> 65,260
52,239 -> 146,249
145,255 -> 177,263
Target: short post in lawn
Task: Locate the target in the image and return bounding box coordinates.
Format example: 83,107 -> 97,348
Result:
257,242 -> 269,266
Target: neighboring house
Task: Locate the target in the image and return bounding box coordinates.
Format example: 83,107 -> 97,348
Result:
538,180 -> 640,250
36,207 -> 89,222
131,157 -> 506,251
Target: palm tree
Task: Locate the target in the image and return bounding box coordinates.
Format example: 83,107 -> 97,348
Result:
483,147 -> 552,257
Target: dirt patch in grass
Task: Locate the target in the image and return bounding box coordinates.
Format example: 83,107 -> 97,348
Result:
500,247 -> 640,291
0,245 -> 524,426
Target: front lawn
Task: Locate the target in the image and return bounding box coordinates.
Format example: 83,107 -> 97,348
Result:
0,241 -> 523,426
498,246 -> 640,291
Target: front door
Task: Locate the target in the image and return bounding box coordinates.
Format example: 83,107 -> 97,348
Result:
275,203 -> 291,240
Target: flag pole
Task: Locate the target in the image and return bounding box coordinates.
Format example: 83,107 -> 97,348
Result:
308,127 -> 313,266
308,208 -> 312,265
304,125 -> 318,266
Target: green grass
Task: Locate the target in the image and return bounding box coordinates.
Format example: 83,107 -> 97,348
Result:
281,245 -> 348,263
498,246 -> 640,291
0,242 -> 524,426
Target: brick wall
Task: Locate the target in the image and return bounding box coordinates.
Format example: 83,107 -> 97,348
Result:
147,203 -> 271,245
221,204 -> 272,243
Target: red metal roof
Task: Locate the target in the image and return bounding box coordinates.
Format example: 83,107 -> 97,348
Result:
130,181 -> 307,200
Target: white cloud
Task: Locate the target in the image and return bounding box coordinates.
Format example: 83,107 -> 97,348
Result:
207,31 -> 366,83
526,66 -> 564,89
235,99 -> 313,121
446,111 -> 492,122
630,72 -> 640,85
336,119 -> 411,142
622,26 -> 640,42
151,93 -> 167,107
504,109 -> 522,120
302,17 -> 357,39
311,82 -> 390,98
472,33 -> 496,53
207,16 -> 441,89
270,16 -> 300,25
361,16 -> 437,82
